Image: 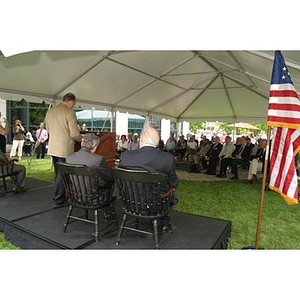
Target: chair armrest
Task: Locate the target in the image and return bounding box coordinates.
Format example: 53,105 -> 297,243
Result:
0,159 -> 18,166
160,188 -> 175,198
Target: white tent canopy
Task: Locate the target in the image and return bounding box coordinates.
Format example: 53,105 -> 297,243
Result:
1,50 -> 300,123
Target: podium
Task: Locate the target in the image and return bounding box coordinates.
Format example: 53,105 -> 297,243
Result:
94,132 -> 116,168
75,132 -> 116,168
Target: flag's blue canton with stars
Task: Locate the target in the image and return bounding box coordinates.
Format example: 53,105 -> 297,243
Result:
271,51 -> 293,84
271,50 -> 293,85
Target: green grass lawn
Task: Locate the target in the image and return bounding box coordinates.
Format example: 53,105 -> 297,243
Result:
1,156 -> 299,250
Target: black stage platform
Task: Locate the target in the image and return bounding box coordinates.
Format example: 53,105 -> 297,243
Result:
0,178 -> 231,249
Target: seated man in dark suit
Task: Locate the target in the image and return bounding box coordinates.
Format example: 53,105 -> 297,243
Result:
229,136 -> 252,180
118,122 -> 179,207
202,136 -> 223,175
66,133 -> 114,187
0,149 -> 26,193
216,136 -> 236,177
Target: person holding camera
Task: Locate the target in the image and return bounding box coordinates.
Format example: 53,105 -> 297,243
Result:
10,119 -> 26,160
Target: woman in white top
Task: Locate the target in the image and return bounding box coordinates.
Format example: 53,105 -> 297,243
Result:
117,134 -> 128,156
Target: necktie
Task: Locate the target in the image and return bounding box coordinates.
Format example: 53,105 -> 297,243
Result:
238,145 -> 244,155
223,144 -> 228,156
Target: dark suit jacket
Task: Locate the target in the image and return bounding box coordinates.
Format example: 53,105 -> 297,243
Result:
66,147 -> 114,187
240,145 -> 252,162
232,144 -> 251,161
205,143 -> 223,159
118,146 -> 179,193
252,147 -> 265,160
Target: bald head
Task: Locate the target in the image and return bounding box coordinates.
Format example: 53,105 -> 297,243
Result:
140,122 -> 159,147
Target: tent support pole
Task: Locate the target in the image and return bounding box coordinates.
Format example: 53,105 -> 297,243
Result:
255,126 -> 272,249
110,109 -> 114,132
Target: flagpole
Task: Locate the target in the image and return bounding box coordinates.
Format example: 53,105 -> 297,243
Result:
255,126 -> 272,249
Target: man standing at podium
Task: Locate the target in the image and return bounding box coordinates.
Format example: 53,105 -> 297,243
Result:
44,92 -> 82,208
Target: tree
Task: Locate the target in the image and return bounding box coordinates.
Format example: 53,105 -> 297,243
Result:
189,121 -> 206,133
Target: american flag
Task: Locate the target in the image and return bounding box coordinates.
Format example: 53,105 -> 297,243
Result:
268,51 -> 300,205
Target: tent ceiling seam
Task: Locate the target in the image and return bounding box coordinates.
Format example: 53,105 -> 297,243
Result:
192,51 -> 220,72
227,51 -> 258,89
53,51 -> 115,97
109,54 -> 196,106
112,78 -> 157,106
106,57 -> 188,92
223,74 -> 269,100
0,87 -> 54,100
177,75 -> 219,119
197,52 -> 271,86
246,51 -> 300,72
220,74 -> 237,119
150,73 -> 221,111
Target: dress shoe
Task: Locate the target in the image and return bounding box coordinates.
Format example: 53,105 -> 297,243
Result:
230,176 -> 239,180
217,173 -> 226,178
248,179 -> 253,185
20,187 -> 27,193
12,187 -> 27,194
53,202 -> 67,208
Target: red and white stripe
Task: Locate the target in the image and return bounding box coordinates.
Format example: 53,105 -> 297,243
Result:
268,83 -> 300,128
269,127 -> 300,205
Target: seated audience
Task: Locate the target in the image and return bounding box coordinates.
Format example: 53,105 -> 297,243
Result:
127,133 -> 139,151
165,135 -> 176,155
245,136 -> 255,154
234,137 -> 242,151
248,139 -> 267,184
187,136 -> 198,165
202,136 -> 222,175
192,134 -> 199,146
0,149 -> 27,193
229,136 -> 252,180
176,135 -> 187,160
80,123 -> 88,133
216,136 -> 236,177
157,138 -> 165,151
196,139 -> 211,172
117,134 -> 128,156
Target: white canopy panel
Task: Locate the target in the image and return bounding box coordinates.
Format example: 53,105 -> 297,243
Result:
1,50 -> 299,122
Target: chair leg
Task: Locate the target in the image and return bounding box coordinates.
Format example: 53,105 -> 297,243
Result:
109,202 -> 118,230
2,176 -> 7,191
95,210 -> 99,242
64,205 -> 73,233
116,214 -> 127,245
153,219 -> 159,249
166,214 -> 173,233
134,218 -> 139,229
